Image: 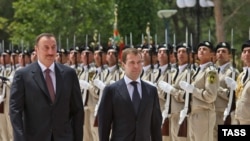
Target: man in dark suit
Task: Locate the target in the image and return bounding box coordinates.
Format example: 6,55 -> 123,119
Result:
9,33 -> 84,141
98,47 -> 162,141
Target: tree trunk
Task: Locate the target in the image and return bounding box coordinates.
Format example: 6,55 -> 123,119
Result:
214,0 -> 225,43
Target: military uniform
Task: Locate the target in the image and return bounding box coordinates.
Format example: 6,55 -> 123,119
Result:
0,49 -> 13,141
235,40 -> 250,124
86,44 -> 108,141
179,41 -> 219,141
154,43 -> 175,141
214,62 -> 239,140
170,64 -> 194,141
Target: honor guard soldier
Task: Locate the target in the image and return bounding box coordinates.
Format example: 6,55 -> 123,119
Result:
10,48 -> 20,73
84,42 -> 107,141
140,44 -> 159,82
68,46 -> 82,75
179,41 -> 219,141
0,49 -> 12,77
55,49 -> 63,64
160,42 -> 194,141
0,48 -> 12,141
78,44 -> 96,141
17,49 -> 31,69
103,44 -> 124,84
155,43 -> 174,141
213,42 -> 239,141
57,48 -> 69,65
29,48 -> 37,63
234,40 -> 250,124
155,43 -> 174,111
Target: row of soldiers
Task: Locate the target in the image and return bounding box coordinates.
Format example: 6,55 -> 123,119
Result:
0,38 -> 249,141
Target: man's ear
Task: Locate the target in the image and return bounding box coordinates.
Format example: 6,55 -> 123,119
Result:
121,61 -> 125,69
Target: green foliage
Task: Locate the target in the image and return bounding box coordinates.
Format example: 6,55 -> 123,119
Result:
116,0 -> 158,45
7,0 -> 114,49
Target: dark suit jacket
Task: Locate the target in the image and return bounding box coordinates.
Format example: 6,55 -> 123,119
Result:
10,62 -> 83,141
98,78 -> 162,141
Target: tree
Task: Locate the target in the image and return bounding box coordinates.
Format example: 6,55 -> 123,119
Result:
7,0 -> 114,49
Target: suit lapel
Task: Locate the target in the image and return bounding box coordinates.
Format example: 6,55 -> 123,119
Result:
137,81 -> 150,116
117,79 -> 135,115
32,62 -> 51,100
55,63 -> 64,102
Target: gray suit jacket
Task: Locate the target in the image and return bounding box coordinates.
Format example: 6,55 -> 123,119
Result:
10,62 -> 83,141
98,78 -> 162,141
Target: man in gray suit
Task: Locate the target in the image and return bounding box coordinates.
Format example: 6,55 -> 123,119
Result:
98,47 -> 162,141
9,33 -> 84,141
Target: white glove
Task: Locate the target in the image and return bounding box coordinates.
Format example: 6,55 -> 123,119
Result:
8,76 -> 13,83
144,80 -> 156,87
93,79 -> 106,90
79,80 -> 90,90
158,80 -> 173,94
179,81 -> 194,93
110,80 -> 115,85
0,95 -> 4,104
225,76 -> 237,90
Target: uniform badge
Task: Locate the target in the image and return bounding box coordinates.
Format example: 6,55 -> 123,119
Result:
208,71 -> 216,84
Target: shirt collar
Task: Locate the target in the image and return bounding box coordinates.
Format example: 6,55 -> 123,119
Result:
159,64 -> 168,73
218,62 -> 230,72
38,60 -> 55,73
124,75 -> 141,85
108,65 -> 116,72
143,65 -> 151,72
199,62 -> 212,71
178,63 -> 188,73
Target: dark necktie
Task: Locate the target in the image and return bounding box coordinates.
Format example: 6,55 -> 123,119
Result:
217,68 -> 220,73
45,69 -> 55,103
130,81 -> 141,114
243,69 -> 248,83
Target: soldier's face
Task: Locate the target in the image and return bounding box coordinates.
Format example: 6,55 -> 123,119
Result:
157,49 -> 168,66
177,48 -> 188,65
142,49 -> 151,65
106,50 -> 117,66
81,51 -> 93,65
242,47 -> 250,66
197,46 -> 213,64
216,48 -> 231,65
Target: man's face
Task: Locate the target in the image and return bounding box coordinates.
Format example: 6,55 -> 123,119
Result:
157,49 -> 168,66
0,54 -> 10,65
122,53 -> 143,81
216,48 -> 231,65
94,51 -> 104,67
141,49 -> 151,65
177,48 -> 188,65
35,36 -> 57,67
106,50 -> 117,66
81,51 -> 93,65
31,51 -> 37,62
197,46 -> 213,64
242,47 -> 250,67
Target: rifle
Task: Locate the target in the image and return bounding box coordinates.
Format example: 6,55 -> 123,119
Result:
161,42 -> 172,136
81,46 -> 89,107
73,35 -> 78,70
178,28 -> 191,137
146,22 -> 155,83
223,29 -> 236,125
93,36 -> 105,127
58,34 -> 62,63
